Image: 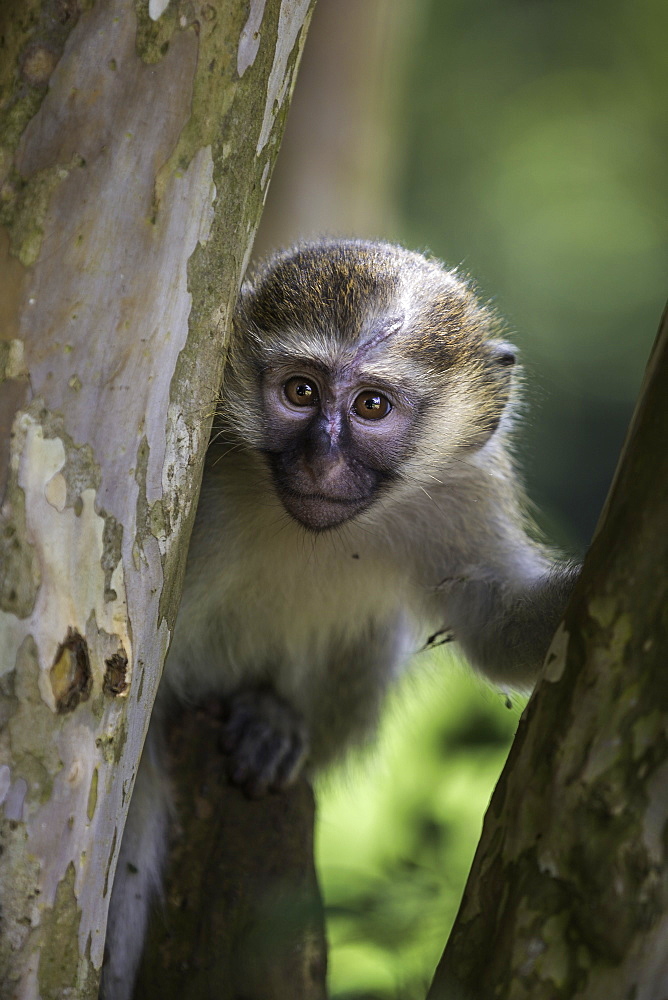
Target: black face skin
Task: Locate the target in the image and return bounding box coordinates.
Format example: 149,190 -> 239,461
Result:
261,362 -> 417,532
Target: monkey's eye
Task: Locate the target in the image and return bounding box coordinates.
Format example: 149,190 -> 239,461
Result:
284,377 -> 319,407
352,391 -> 392,420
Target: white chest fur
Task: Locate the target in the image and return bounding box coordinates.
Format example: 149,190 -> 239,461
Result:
163,452 -> 430,703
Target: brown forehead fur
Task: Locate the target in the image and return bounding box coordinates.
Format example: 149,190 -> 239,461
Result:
236,239 -> 501,377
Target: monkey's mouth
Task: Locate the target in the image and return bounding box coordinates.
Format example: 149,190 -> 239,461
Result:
278,487 -> 371,532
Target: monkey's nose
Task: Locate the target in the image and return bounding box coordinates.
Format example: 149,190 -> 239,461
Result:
303,415 -> 338,460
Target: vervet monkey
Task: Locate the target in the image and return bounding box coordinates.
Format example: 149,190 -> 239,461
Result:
100,240 -> 578,999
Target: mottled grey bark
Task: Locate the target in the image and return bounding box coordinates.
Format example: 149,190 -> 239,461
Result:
0,0 -> 315,996
428,306 -> 668,999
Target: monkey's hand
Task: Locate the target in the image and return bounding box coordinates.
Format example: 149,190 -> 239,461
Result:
221,686 -> 309,797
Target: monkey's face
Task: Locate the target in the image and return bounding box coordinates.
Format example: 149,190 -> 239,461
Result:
260,362 -> 417,532
226,239 -> 518,533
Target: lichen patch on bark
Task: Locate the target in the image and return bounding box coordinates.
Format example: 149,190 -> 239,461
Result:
0,483 -> 40,619
36,862 -> 90,1000
87,768 -> 98,821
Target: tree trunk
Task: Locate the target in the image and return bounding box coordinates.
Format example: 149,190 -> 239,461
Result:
0,1 -> 315,996
136,705 -> 327,1000
428,306 -> 668,998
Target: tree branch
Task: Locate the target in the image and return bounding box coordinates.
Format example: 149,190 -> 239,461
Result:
428,306 -> 668,998
136,705 -> 328,1000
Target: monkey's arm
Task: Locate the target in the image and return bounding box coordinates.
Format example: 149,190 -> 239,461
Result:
425,449 -> 580,690
443,560 -> 579,689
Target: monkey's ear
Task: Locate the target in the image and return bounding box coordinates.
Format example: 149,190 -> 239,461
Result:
488,341 -> 517,368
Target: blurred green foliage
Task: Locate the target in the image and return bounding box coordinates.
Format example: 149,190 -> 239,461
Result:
399,0 -> 666,549
318,660 -> 523,999
316,0 -> 666,996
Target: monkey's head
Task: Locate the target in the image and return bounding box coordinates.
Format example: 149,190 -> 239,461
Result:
223,240 -> 517,532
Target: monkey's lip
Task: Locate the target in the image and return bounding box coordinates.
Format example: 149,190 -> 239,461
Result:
285,488 -> 362,505
279,487 -> 370,531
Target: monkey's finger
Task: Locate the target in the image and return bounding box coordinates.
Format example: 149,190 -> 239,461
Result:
228,719 -> 297,796
241,729 -> 290,798
272,731 -> 309,791
220,699 -> 257,752
226,717 -> 269,783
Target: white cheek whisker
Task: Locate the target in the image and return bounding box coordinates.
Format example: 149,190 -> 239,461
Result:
210,441 -> 245,464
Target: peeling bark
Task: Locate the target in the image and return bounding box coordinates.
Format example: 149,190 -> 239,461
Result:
0,0 -> 315,996
428,308 -> 668,999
